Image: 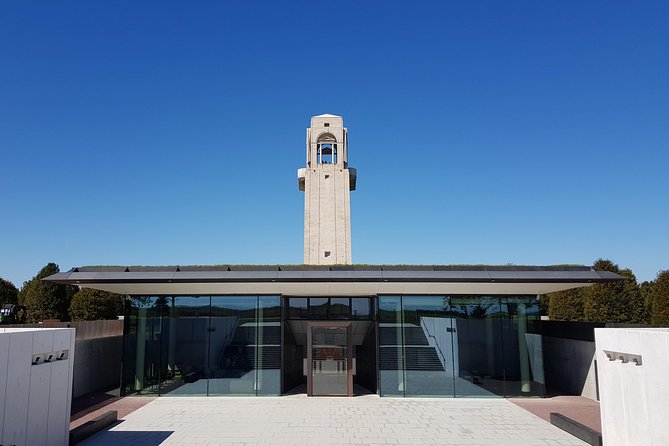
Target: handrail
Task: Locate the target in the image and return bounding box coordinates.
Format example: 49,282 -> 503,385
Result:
419,318 -> 448,371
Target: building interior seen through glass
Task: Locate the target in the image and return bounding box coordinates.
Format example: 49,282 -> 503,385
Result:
123,294 -> 542,397
379,295 -> 544,397
122,296 -> 281,396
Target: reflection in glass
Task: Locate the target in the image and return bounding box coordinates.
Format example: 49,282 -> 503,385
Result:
378,296 -> 404,396
122,295 -> 280,397
312,327 -> 348,396
288,297 -> 308,319
401,296 -> 455,397
285,297 -> 374,320
308,298 -> 328,318
451,296 -> 504,397
501,297 -> 544,396
257,296 -> 281,395
329,298 -> 351,318
209,297 -> 259,395
122,297 -> 162,395
351,298 -> 370,319
161,296 -> 210,396
376,295 -> 545,398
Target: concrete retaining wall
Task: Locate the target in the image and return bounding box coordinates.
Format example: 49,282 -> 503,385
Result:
542,336 -> 598,400
72,335 -> 123,398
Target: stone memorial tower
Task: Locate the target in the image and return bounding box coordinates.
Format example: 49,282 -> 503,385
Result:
298,114 -> 356,265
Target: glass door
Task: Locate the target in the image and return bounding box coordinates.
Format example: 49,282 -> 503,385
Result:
307,323 -> 352,396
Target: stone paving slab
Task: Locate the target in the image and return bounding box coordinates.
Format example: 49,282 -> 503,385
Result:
80,395 -> 588,446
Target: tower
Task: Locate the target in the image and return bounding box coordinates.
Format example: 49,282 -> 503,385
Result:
298,114 -> 356,265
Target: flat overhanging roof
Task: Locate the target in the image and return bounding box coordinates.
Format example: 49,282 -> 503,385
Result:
44,265 -> 623,296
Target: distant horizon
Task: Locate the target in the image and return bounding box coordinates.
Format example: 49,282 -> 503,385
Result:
2,1 -> 667,287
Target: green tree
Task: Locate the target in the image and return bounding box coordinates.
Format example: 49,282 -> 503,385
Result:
69,288 -> 124,321
18,263 -> 78,322
583,259 -> 643,323
547,288 -> 584,321
639,280 -> 655,324
0,278 -> 19,306
651,270 -> 669,325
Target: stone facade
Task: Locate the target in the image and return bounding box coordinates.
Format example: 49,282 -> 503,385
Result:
298,114 -> 356,265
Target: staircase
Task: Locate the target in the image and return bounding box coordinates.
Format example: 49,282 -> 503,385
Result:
219,323 -> 281,375
379,325 -> 444,371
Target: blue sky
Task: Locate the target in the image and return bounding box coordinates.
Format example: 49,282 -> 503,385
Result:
1,1 -> 667,287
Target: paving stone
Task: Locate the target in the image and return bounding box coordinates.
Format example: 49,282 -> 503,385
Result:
79,395 -> 588,446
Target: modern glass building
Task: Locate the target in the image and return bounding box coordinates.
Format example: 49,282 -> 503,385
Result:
46,264 -> 621,398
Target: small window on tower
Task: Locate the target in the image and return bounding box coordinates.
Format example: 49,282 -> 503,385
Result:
324,251 -> 331,257
324,123 -> 330,127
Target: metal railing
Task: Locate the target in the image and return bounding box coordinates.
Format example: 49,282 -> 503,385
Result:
419,318 -> 448,371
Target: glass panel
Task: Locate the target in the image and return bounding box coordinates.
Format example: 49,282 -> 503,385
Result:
329,298 -> 351,318
122,297 -> 162,395
402,296 -> 455,397
288,297 -> 308,319
281,321 -> 305,394
501,296 -> 544,397
121,297 -> 139,395
161,296 -> 210,396
378,296 -> 404,396
309,297 -> 328,318
208,297 -> 258,395
284,296 -> 373,320
312,327 -> 348,395
351,298 -> 371,319
354,322 -> 377,393
451,296 -> 504,397
256,296 -> 281,395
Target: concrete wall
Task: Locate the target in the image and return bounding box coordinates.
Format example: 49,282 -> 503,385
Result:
595,327 -> 669,446
72,335 -> 122,398
0,327 -> 75,446
71,320 -> 124,397
2,320 -> 125,398
542,336 -> 598,400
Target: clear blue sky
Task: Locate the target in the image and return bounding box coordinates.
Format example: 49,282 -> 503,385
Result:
1,1 -> 667,287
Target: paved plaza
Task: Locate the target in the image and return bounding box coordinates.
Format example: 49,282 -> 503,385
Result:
80,394 -> 587,446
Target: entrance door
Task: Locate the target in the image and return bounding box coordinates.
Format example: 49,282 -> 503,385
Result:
307,322 -> 353,396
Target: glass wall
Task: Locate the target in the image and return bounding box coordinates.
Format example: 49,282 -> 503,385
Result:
122,295 -> 281,396
378,295 -> 544,397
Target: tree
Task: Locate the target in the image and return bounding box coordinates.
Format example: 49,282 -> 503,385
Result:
651,270 -> 669,325
0,278 -> 19,306
640,280 -> 655,324
547,288 -> 584,321
69,288 -> 124,321
583,259 -> 643,323
18,263 -> 78,322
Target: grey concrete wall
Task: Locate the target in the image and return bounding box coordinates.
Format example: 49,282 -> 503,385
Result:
0,328 -> 75,446
542,336 -> 598,400
72,335 -> 123,398
596,328 -> 669,446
